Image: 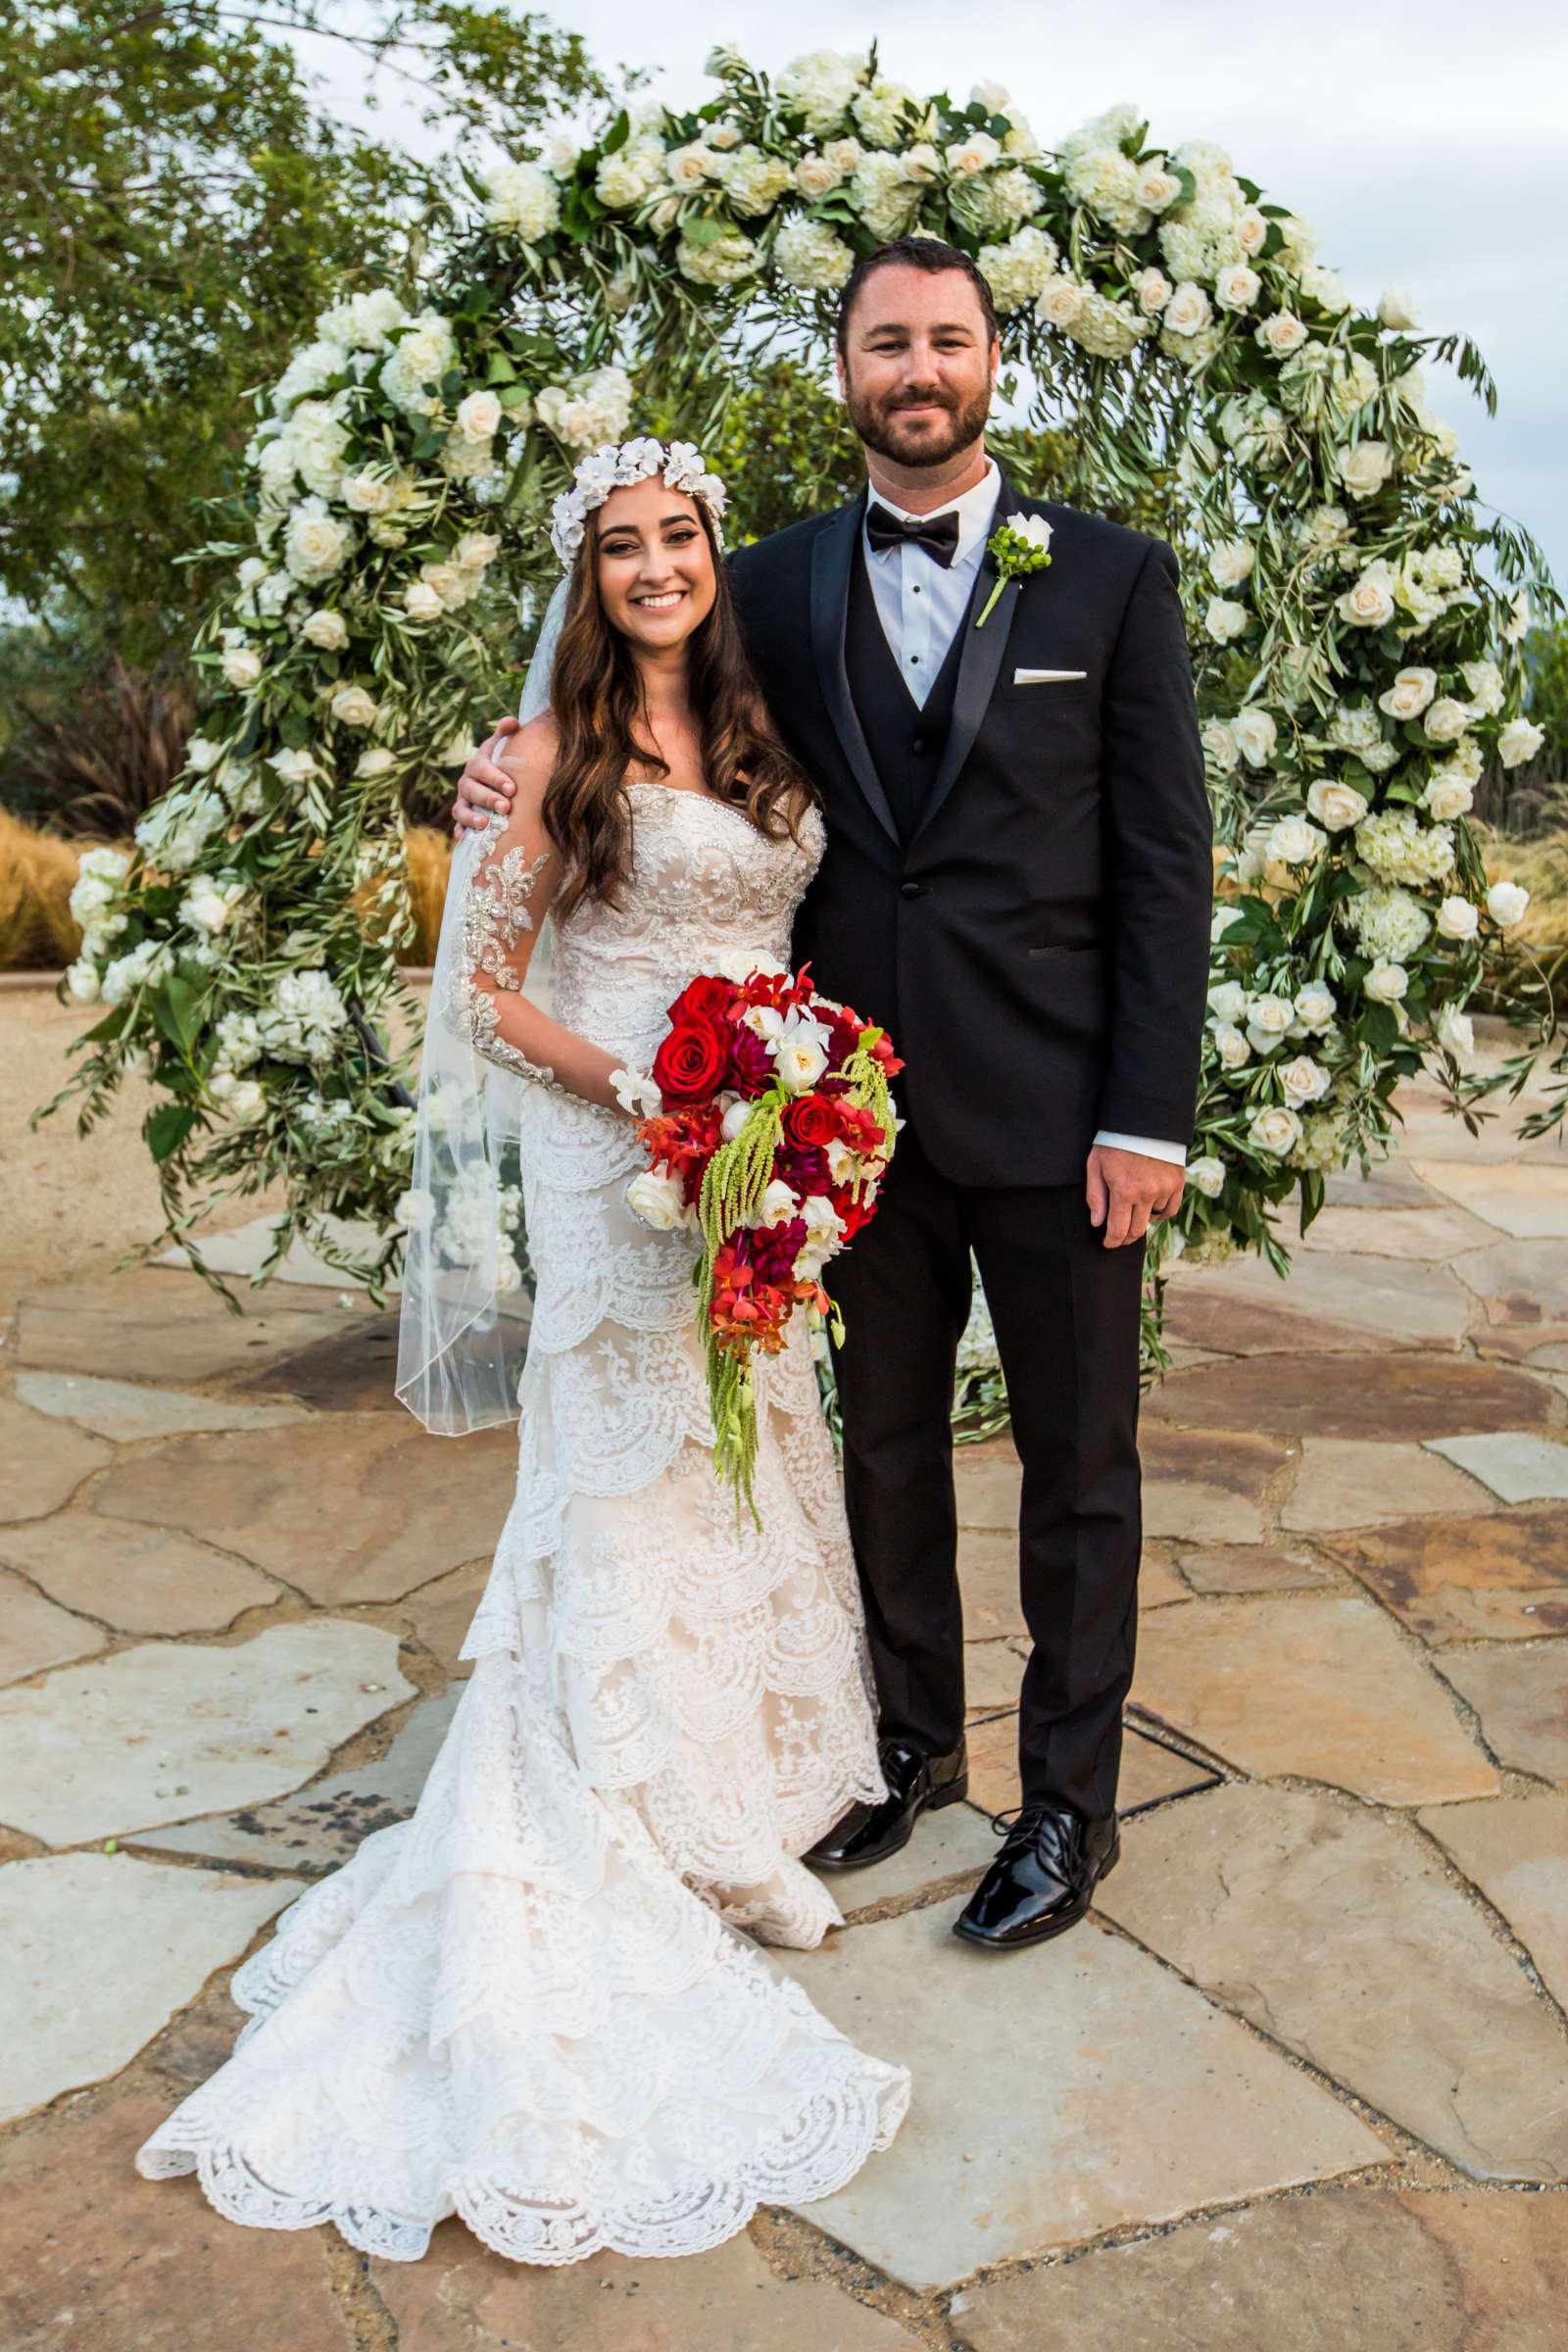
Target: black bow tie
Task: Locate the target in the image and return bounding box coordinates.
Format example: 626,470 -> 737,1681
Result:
865,502 -> 961,567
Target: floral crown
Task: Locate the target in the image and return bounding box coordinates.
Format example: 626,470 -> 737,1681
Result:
549,435 -> 729,566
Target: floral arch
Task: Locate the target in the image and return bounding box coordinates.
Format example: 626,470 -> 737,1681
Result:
56,43 -> 1552,1358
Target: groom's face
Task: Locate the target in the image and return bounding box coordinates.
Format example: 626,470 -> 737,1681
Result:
837,265 -> 998,470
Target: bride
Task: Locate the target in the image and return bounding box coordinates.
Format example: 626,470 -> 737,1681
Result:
133,436 -> 910,2263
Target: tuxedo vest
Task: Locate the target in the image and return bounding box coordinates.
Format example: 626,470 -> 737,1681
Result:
843,542 -> 965,846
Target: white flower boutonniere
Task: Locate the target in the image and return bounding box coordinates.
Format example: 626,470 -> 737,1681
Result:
976,511 -> 1054,628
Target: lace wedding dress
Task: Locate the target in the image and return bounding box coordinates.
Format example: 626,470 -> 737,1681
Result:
133,780 -> 910,2264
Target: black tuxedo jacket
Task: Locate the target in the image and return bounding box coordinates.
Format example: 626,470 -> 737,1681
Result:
728,474 -> 1212,1187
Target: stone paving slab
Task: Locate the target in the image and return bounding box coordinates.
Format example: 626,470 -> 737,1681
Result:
134,1689 -> 462,1876
1099,1783 -> 1568,2180
957,1530 -> 1026,1641
1167,1250 -> 1474,1351
964,1637 -> 1027,1717
0,1566 -> 106,1683
1175,1544 -> 1329,1593
1321,1504 -> 1568,1644
1131,1595 -> 1498,1804
1145,1352 -> 1551,1443
1141,1425 -> 1291,1545
239,1310 -> 410,1413
401,1557 -> 488,1676
370,2218 -> 917,2349
1437,1642 -> 1568,1783
1413,1157 -> 1568,1237
92,1414 -> 520,1604
0,1511 -> 281,1638
949,2187 -> 1568,2352
0,2090 -> 354,2350
14,1369 -> 308,1442
820,1801 -> 1000,1917
159,1207 -> 399,1289
1280,1437 -> 1496,1534
13,1268 -> 375,1384
774,1904 -> 1387,2291
0,1393 -> 110,1522
1417,1792 -> 1568,2012
955,1449 -> 1023,1530
1326,1159 -> 1443,1208
1298,1200 -> 1502,1257
1452,1237 -> 1568,1330
0,1852 -> 303,2124
0,1619 -> 415,1844
1426,1431 -> 1568,1502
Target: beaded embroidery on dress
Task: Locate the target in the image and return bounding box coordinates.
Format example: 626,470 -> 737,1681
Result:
133,782 -> 910,2266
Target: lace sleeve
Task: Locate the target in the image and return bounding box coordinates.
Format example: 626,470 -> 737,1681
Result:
452,829 -> 564,1092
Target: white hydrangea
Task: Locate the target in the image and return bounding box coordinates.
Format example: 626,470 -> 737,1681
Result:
178,874 -> 248,935
1326,703 -> 1401,774
676,229 -> 761,287
1346,884 -> 1433,962
716,144 -> 795,218
1063,287 -> 1152,361
849,150 -> 921,240
317,289 -> 409,356
595,142 -> 664,211
101,937 -> 173,1005
961,166 -> 1045,239
270,340 -> 343,416
1354,808 -> 1457,886
135,786 -> 229,875
213,1010 -> 264,1075
1064,145 -> 1152,237
534,365 -> 635,453
777,47 -> 864,130
481,159 -> 561,240
378,313 -> 459,419
977,224 -> 1059,313
852,77 -> 919,147
258,968 -> 352,1066
773,216 -> 856,292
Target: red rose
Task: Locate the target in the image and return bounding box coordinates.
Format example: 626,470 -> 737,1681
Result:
670,974 -> 735,1022
782,1095 -> 841,1150
653,1014 -> 729,1105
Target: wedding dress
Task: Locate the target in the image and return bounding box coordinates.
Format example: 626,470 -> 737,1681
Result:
133,778 -> 910,2263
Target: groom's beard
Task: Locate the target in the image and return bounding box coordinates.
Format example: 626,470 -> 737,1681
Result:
845,377 -> 993,471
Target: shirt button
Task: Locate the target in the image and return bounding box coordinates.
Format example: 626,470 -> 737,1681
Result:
911,583 -> 921,594
910,654 -> 920,665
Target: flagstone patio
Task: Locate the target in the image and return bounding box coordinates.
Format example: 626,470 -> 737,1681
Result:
3,1040 -> 1566,2347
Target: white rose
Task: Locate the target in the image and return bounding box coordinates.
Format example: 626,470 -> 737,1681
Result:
301,609 -> 348,650
1497,717 -> 1545,770
1487,880 -> 1530,929
1364,960 -> 1410,1003
330,683 -> 379,728
946,131 -> 1001,175
1214,263 -> 1261,312
65,956 -> 101,1004
1421,698 -> 1470,745
1211,1022 -> 1251,1069
625,1167 -> 695,1234
1378,286 -> 1420,330
454,389 -> 503,443
1207,980 -> 1249,1024
1305,778 -> 1369,832
1294,981 -> 1337,1031
795,152 -> 844,198
1230,709 -> 1279,768
1423,773 -> 1475,822
1131,267 -> 1173,315
402,580 -> 445,622
1187,1154 -> 1226,1199
220,645 -> 263,691
1265,813 -> 1325,867
1204,596 -> 1250,644
755,1179 -> 801,1229
1255,310 -> 1309,358
1436,1003 -> 1475,1058
1377,667 -> 1438,721
1248,992 -> 1295,1037
1202,717 -> 1241,772
1211,904 -> 1246,943
1279,1054 -> 1332,1106
1337,566 -> 1397,629
1209,540 -> 1254,589
355,748 -> 395,780
1436,896 -> 1479,942
1459,660 -> 1504,717
211,1073 -> 267,1123
775,1038 -> 829,1094
1036,274 -> 1085,328
1337,440 -> 1394,501
1161,281 -> 1212,338
1249,1104 -> 1303,1157
268,746 -> 318,786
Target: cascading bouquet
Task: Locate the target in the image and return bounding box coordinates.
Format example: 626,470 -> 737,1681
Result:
623,958 -> 901,1520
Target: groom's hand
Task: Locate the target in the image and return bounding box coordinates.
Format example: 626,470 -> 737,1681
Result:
1086,1145 -> 1185,1249
451,718 -> 521,835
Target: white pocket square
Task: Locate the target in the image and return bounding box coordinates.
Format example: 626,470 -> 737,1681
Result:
1013,666 -> 1088,684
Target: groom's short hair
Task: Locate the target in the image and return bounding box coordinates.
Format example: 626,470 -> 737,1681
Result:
835,237 -> 1000,360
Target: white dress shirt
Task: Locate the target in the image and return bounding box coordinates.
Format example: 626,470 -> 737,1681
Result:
860,464 -> 1185,1173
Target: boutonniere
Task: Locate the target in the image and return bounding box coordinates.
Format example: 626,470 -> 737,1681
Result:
976,512 -> 1054,628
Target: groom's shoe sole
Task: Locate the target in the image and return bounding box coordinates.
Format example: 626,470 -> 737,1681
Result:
808,1773 -> 970,1874
951,1838 -> 1121,1951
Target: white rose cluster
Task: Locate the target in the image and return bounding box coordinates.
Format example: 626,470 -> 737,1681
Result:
533,364 -> 633,456
480,159 -> 561,242
257,968 -> 352,1066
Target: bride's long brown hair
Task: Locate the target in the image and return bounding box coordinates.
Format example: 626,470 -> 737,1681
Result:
541,495 -> 817,921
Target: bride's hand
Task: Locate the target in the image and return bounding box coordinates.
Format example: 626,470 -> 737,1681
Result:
452,719 -> 522,836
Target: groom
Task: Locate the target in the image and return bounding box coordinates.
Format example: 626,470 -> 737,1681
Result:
454,237 -> 1211,1951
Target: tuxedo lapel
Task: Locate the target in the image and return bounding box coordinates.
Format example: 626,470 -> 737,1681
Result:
808,494 -> 902,850
914,469 -> 1019,843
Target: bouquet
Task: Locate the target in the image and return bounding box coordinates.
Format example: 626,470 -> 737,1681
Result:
624,957 -> 902,1520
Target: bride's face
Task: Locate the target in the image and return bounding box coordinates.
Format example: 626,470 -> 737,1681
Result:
593,480 -> 716,652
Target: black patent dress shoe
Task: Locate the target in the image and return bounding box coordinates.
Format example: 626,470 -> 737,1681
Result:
805,1737 -> 969,1872
952,1804 -> 1119,1950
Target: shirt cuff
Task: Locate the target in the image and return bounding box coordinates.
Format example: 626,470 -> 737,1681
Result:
1093,1130 -> 1187,1170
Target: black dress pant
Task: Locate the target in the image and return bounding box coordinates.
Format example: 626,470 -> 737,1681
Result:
825,1121 -> 1145,1820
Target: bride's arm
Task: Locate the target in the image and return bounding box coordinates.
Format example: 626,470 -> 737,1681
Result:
447,716 -> 634,1113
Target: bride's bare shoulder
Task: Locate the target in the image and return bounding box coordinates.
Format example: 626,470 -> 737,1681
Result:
497,710 -> 559,781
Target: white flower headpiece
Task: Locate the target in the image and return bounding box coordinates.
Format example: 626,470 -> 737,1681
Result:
549,435 -> 728,566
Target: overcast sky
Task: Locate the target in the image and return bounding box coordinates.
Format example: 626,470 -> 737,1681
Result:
298,2 -> 1568,593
